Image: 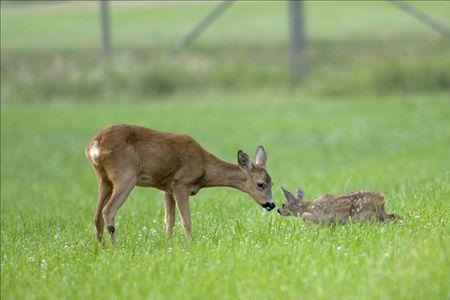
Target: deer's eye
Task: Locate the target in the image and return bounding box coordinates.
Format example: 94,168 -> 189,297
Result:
256,183 -> 265,191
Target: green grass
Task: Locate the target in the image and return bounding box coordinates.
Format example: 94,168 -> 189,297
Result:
2,93 -> 450,299
1,1 -> 450,100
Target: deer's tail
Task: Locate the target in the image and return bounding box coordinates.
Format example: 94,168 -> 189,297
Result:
385,212 -> 403,221
85,140 -> 111,166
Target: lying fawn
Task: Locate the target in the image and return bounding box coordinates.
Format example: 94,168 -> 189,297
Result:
86,124 -> 275,244
278,187 -> 399,224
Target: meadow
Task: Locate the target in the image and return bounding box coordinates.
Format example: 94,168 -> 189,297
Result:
1,1 -> 450,99
1,2 -> 450,300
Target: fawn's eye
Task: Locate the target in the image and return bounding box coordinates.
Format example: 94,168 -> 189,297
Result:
256,183 -> 265,190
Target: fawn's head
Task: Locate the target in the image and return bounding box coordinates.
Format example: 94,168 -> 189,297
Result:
237,146 -> 275,211
278,187 -> 308,216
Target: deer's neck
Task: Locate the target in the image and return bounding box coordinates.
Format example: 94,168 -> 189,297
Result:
202,155 -> 248,191
295,202 -> 312,216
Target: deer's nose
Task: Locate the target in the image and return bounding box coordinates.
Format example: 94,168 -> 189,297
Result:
262,202 -> 275,211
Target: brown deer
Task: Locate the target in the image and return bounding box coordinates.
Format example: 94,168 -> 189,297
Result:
278,187 -> 399,224
85,124 -> 275,244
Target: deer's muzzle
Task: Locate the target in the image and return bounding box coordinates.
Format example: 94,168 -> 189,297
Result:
262,202 -> 275,211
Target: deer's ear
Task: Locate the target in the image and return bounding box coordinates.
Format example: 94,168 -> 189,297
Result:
254,145 -> 267,167
281,187 -> 296,203
296,187 -> 304,200
238,150 -> 253,171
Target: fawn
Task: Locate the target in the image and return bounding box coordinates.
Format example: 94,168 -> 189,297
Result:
278,187 -> 399,224
86,124 -> 275,244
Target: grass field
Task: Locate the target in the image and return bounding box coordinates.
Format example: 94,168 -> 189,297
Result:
2,1 -> 450,99
1,1 -> 450,300
2,94 -> 450,299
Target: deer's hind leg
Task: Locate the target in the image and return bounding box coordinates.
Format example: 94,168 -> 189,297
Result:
374,202 -> 391,223
102,171 -> 137,246
376,203 -> 401,223
93,168 -> 113,243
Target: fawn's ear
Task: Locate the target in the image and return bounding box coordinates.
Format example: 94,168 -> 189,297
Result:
254,145 -> 267,167
237,150 -> 253,171
296,187 -> 304,200
281,187 -> 296,203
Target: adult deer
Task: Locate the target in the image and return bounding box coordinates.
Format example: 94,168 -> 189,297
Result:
86,124 -> 275,244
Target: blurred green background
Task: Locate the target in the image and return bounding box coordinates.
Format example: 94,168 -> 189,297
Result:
1,1 -> 449,100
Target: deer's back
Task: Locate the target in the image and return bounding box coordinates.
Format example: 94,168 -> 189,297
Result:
86,125 -> 209,189
308,190 -> 385,222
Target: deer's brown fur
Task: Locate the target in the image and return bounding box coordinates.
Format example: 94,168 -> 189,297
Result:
85,124 -> 274,244
278,187 -> 399,224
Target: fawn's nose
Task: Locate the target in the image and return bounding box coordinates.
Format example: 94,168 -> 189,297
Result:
277,208 -> 281,214
262,202 -> 275,211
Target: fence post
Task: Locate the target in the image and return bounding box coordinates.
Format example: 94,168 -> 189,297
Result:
99,0 -> 111,56
288,0 -> 307,83
168,0 -> 234,57
388,0 -> 450,38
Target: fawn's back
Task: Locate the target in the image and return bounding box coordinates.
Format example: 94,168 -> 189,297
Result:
309,190 -> 385,222
279,188 -> 397,224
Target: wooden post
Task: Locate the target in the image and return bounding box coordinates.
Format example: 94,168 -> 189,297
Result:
288,0 -> 306,82
168,0 -> 234,57
388,0 -> 449,38
99,0 -> 111,56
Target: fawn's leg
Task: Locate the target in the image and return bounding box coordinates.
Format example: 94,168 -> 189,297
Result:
173,188 -> 191,239
102,175 -> 136,246
375,202 -> 394,223
163,192 -> 176,240
302,212 -> 323,224
93,171 -> 113,243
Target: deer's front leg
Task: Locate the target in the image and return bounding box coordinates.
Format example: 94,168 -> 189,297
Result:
173,188 -> 191,239
301,212 -> 322,224
163,192 -> 176,240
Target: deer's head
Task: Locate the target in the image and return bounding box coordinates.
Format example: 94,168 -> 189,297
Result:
278,186 -> 308,216
237,146 -> 275,211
